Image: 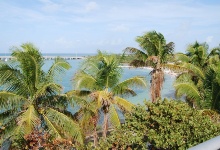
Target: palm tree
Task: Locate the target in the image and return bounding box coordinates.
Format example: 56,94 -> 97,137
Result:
125,31 -> 174,103
186,41 -> 209,67
71,51 -> 146,139
173,42 -> 220,110
0,43 -> 83,148
66,91 -> 99,147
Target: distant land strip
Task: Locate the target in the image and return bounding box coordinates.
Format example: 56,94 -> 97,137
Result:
0,56 -> 85,61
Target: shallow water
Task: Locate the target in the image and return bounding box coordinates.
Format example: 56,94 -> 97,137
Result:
43,59 -> 176,105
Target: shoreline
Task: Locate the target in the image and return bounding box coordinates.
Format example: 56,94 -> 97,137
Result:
119,65 -> 178,77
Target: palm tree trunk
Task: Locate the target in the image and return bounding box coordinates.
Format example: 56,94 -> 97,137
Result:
92,115 -> 98,147
151,62 -> 164,103
102,112 -> 108,138
93,127 -> 98,147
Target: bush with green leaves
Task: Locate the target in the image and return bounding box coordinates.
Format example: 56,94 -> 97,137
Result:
95,99 -> 220,149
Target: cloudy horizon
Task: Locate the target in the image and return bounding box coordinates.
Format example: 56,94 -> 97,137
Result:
1,0 -> 220,54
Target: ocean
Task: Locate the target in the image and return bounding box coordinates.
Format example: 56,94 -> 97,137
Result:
43,59 -> 176,105
0,53 -> 176,105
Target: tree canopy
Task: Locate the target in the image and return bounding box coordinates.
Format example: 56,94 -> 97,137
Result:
0,43 -> 83,148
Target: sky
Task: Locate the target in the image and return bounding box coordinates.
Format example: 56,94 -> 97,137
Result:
0,0 -> 220,54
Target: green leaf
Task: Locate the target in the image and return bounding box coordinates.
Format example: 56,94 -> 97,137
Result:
43,108 -> 83,144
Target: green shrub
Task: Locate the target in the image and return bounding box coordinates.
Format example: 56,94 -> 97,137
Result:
96,99 -> 220,149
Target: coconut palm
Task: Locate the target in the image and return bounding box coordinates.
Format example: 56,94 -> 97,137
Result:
0,43 -> 83,148
204,63 -> 220,111
173,42 -> 220,110
66,91 -> 99,147
186,41 -> 209,67
71,51 -> 146,139
125,31 -> 174,102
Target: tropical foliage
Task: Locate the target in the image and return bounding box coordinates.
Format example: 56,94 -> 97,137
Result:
91,99 -> 220,149
1,37 -> 220,149
69,51 -> 146,141
0,43 -> 83,148
125,30 -> 174,102
23,129 -> 75,149
66,92 -> 100,147
174,41 -> 220,110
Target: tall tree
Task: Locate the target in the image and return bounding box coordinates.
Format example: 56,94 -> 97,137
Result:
0,43 -> 83,148
71,51 -> 146,139
66,92 -> 99,147
186,41 -> 209,67
125,31 -> 174,102
174,42 -> 220,110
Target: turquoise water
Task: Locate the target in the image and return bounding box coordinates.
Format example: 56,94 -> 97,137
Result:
0,53 -> 176,105
43,59 -> 176,105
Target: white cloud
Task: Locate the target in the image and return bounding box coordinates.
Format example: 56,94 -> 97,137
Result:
110,39 -> 123,45
1,0 -> 220,53
95,38 -> 123,46
206,36 -> 213,43
110,24 -> 129,32
55,37 -> 80,48
42,3 -> 61,12
85,1 -> 98,12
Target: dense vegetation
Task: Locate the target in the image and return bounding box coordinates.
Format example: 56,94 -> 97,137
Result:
91,99 -> 220,149
0,43 -> 83,149
173,42 -> 220,110
1,30 -> 220,149
125,31 -> 174,103
67,51 -> 146,146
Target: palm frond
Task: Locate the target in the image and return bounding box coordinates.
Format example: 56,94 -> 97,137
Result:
43,108 -> 83,144
208,47 -> 220,57
187,45 -> 196,55
130,59 -> 147,67
46,58 -> 71,82
73,70 -> 97,90
124,47 -> 148,63
12,47 -> 44,96
0,63 -> 30,96
136,31 -> 168,57
81,60 -> 100,76
162,63 -> 186,74
0,91 -> 27,113
0,121 -> 18,144
174,53 -> 190,62
15,105 -> 40,138
182,62 -> 205,79
208,55 -> 219,65
165,42 -> 175,54
42,113 -> 62,139
198,46 -> 206,58
66,93 -> 90,106
108,105 -> 120,128
0,109 -> 18,127
112,76 -> 146,96
114,96 -> 134,112
174,75 -> 201,101
95,54 -> 122,88
66,90 -> 91,97
38,95 -> 69,112
76,102 -> 99,133
75,101 -> 98,120
35,82 -> 63,98
215,63 -> 220,85
93,91 -> 108,109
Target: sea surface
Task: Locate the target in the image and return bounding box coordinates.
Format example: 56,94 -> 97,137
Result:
43,59 -> 176,105
0,53 -> 176,105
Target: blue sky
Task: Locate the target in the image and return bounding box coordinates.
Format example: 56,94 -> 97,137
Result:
0,0 -> 220,54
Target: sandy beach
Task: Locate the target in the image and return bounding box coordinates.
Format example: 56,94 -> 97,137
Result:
119,65 -> 178,76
